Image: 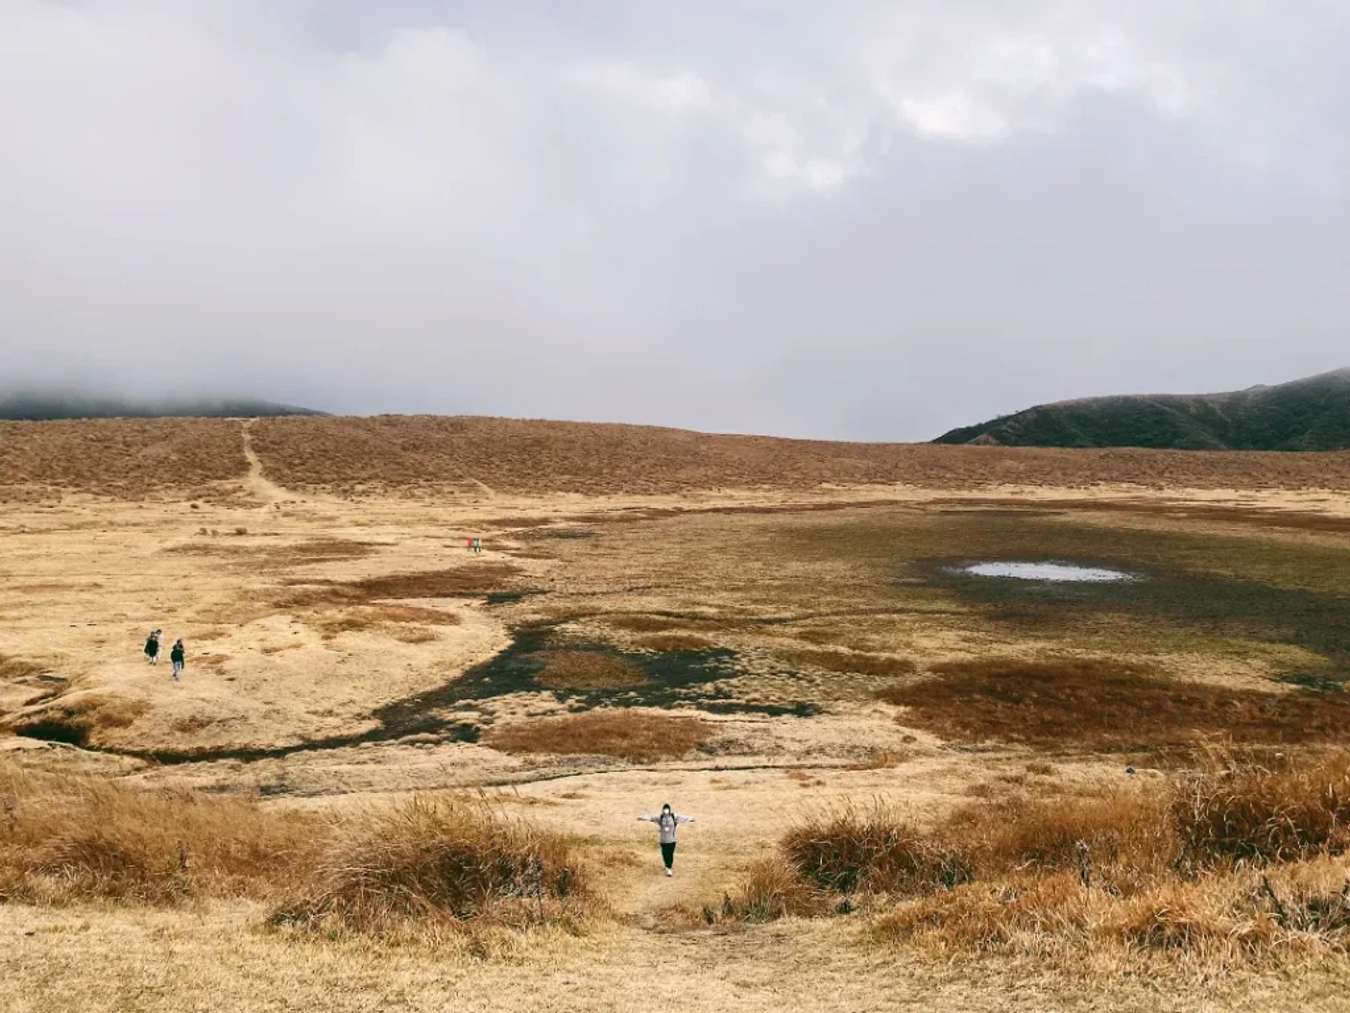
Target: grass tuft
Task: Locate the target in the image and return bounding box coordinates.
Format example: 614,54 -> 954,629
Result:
269,796 -> 590,939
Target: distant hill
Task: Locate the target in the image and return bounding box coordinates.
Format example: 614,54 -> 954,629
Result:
935,369 -> 1350,451
2,414 -> 1349,499
0,392 -> 324,421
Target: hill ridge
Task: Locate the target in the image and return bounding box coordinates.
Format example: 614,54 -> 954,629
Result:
935,369 -> 1350,451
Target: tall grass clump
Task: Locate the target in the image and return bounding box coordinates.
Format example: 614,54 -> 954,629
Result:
1173,747 -> 1350,866
717,748 -> 1350,971
0,763 -> 318,904
781,802 -> 972,895
269,796 -> 591,940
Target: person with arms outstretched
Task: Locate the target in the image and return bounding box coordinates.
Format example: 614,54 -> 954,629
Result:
638,803 -> 695,876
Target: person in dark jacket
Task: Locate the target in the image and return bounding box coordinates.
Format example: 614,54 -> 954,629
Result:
638,803 -> 695,876
169,639 -> 186,681
144,630 -> 161,665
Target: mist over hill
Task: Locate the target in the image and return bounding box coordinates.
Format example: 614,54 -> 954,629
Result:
935,369 -> 1350,451
0,390 -> 325,421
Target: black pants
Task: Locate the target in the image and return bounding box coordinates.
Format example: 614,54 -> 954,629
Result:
661,842 -> 676,869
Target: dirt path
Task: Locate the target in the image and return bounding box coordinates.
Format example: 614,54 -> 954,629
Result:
239,419 -> 289,506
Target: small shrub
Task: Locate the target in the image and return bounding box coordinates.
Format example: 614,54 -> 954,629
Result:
722,858 -> 829,922
269,796 -> 589,938
1172,748 -> 1350,865
782,802 -> 972,895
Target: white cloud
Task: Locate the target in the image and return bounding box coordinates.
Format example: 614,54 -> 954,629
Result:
0,1 -> 1347,438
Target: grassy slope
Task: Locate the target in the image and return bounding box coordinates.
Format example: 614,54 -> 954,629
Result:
936,368 -> 1350,450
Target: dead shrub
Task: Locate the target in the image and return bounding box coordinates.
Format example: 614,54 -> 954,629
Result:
269,796 -> 589,938
954,790 -> 1176,884
722,858 -> 830,922
1172,748 -> 1350,866
0,763 -> 320,905
876,871 -> 1094,956
488,709 -> 713,763
531,651 -> 648,690
782,802 -> 972,896
877,658 -> 1350,750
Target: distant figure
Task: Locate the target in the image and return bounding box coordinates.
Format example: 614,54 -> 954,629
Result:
169,639 -> 186,681
466,537 -> 474,553
473,537 -> 483,554
638,803 -> 695,877
144,629 -> 161,665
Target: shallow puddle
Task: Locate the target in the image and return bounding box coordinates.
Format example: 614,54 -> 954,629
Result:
959,561 -> 1137,583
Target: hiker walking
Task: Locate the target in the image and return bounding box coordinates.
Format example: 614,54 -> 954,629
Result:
169,638 -> 186,681
144,629 -> 161,665
638,803 -> 695,877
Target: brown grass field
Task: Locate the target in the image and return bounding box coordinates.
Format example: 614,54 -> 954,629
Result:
2,416 -> 1350,1011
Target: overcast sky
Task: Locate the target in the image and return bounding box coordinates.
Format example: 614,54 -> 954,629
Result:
3,2 -> 1348,439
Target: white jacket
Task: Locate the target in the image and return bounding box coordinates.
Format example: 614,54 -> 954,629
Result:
639,812 -> 694,844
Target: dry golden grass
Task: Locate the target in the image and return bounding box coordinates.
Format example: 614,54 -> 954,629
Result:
779,648 -> 916,678
1173,748 -> 1350,865
0,655 -> 46,681
637,634 -> 716,652
607,615 -> 689,634
877,658 -> 1350,750
531,650 -> 649,690
1,766 -> 592,942
8,694 -> 149,747
487,709 -> 713,763
279,563 -> 521,610
712,748 -> 1350,971
0,763 -> 320,904
316,603 -> 461,640
0,418 -> 245,498
721,857 -> 831,923
4,415 -> 1350,503
781,802 -> 972,895
173,537 -> 380,568
246,416 -> 1350,495
269,796 -> 591,940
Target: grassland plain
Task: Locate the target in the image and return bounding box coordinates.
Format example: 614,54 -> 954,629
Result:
1,416 -> 1349,1012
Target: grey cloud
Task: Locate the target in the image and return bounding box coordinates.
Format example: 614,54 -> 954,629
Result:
2,1 -> 1347,439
